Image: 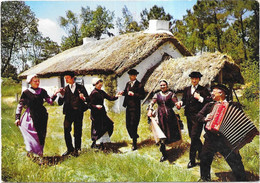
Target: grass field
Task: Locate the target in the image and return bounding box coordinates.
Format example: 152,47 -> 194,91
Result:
1,84 -> 259,182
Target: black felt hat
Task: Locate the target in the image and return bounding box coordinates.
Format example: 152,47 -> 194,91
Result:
211,84 -> 229,95
63,71 -> 75,78
189,71 -> 203,78
127,69 -> 139,75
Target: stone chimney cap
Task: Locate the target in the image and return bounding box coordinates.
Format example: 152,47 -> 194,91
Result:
144,19 -> 173,35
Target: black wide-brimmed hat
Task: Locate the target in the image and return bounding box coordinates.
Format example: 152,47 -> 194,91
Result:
211,84 -> 229,95
127,69 -> 139,75
63,71 -> 75,77
189,71 -> 203,78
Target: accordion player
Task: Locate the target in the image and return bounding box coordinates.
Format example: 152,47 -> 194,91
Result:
204,101 -> 258,152
197,84 -> 258,181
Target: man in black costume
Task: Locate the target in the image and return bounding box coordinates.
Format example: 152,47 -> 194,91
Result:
121,69 -> 145,150
197,84 -> 247,181
176,71 -> 211,168
58,71 -> 89,156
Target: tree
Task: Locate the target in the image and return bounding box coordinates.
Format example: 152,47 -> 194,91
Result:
245,0 -> 259,62
226,0 -> 254,61
140,5 -> 173,30
28,33 -> 60,65
201,0 -> 229,52
116,5 -> 141,34
1,64 -> 19,81
192,1 -> 213,53
41,37 -> 60,62
172,0 -> 257,60
172,9 -> 201,54
81,5 -> 114,39
1,1 -> 38,76
221,26 -> 244,64
59,10 -> 82,51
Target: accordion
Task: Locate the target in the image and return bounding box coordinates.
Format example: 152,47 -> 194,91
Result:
205,102 -> 259,152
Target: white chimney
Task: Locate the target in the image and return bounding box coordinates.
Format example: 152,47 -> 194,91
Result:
144,19 -> 173,35
83,37 -> 96,45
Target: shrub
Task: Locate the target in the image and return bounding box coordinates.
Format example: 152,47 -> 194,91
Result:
241,60 -> 259,101
101,74 -> 117,111
1,77 -> 21,97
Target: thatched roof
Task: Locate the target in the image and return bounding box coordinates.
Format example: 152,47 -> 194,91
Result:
144,52 -> 244,92
19,32 -> 192,79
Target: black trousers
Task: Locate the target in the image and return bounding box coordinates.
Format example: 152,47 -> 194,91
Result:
64,110 -> 83,151
200,133 -> 247,181
186,113 -> 203,162
126,108 -> 140,139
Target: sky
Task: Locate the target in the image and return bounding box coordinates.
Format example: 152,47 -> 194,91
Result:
25,0 -> 197,45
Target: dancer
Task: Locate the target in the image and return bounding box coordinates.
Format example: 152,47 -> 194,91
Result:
58,71 -> 89,157
89,78 -> 121,149
121,69 -> 145,150
15,74 -> 58,157
148,79 -> 182,162
176,71 -> 211,168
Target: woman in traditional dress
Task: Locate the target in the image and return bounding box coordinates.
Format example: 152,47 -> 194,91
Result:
89,78 -> 121,149
147,79 -> 182,162
15,74 -> 59,157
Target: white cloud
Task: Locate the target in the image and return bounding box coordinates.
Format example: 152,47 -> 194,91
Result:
38,18 -> 66,45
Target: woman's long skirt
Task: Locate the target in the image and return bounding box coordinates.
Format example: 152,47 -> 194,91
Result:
19,108 -> 43,155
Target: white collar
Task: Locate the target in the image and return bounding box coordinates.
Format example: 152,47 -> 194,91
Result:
69,83 -> 76,93
192,84 -> 198,89
28,87 -> 37,94
130,80 -> 136,83
129,80 -> 136,86
69,83 -> 75,87
160,91 -> 170,96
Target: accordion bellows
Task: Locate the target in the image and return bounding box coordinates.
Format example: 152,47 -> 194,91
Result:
206,102 -> 259,152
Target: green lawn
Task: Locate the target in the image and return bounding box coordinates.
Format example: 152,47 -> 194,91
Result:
1,95 -> 259,182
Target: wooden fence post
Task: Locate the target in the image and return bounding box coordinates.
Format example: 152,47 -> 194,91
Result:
15,93 -> 19,102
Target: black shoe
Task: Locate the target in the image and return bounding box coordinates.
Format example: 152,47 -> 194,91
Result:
198,177 -> 211,182
91,141 -> 98,149
160,156 -> 167,162
72,150 -> 79,157
132,145 -> 137,151
99,143 -> 105,150
197,178 -> 208,182
132,138 -> 137,151
62,150 -> 73,156
187,161 -> 196,168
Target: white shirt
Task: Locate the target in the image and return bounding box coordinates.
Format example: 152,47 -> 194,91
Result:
191,84 -> 204,103
130,80 -> 136,87
191,85 -> 197,95
179,85 -> 204,106
69,83 -> 76,93
58,83 -> 76,99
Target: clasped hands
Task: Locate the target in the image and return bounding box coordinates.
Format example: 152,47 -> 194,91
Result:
116,91 -> 134,97
175,101 -> 182,110
54,88 -> 87,101
54,88 -> 65,96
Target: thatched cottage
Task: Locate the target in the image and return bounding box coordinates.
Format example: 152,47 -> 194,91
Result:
144,52 -> 244,101
19,20 -> 192,112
